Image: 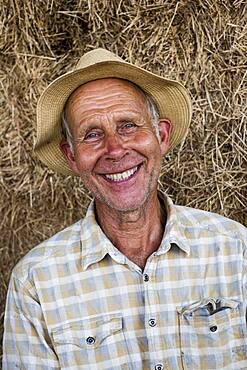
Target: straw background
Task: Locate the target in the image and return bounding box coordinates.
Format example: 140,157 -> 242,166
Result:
0,0 -> 246,360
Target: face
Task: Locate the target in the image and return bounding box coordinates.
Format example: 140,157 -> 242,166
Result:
62,78 -> 170,212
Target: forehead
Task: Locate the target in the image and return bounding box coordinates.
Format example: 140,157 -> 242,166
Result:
65,78 -> 147,113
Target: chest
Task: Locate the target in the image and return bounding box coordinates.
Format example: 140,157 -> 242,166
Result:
39,251 -> 247,370
38,244 -> 245,327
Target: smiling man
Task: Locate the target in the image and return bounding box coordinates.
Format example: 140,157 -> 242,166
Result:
3,49 -> 247,370
62,78 -> 169,213
60,78 -> 170,269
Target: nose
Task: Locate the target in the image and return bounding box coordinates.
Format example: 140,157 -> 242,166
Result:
104,133 -> 127,160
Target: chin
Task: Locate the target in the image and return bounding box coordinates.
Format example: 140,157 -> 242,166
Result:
96,191 -> 152,214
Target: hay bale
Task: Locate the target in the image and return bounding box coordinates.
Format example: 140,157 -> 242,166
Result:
0,0 -> 246,358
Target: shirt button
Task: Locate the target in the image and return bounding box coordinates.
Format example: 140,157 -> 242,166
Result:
210,325 -> 217,332
155,364 -> 164,370
86,336 -> 95,345
149,318 -> 157,327
143,274 -> 149,282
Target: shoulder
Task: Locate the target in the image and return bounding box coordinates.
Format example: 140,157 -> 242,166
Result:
174,204 -> 246,242
12,219 -> 82,284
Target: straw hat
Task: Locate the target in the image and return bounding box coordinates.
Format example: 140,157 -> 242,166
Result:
35,48 -> 192,176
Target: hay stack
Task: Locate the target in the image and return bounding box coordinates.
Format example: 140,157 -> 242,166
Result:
0,0 -> 246,357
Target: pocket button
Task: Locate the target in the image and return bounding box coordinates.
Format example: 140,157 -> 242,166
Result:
210,325 -> 217,332
86,336 -> 95,345
149,319 -> 157,327
155,364 -> 163,370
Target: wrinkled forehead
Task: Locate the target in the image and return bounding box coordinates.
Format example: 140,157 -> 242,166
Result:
64,77 -> 147,113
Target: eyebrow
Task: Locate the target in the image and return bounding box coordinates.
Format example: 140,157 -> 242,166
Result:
76,109 -> 146,134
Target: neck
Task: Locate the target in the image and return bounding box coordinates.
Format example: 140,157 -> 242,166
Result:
95,192 -> 166,269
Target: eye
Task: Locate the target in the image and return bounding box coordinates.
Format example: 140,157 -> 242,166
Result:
84,130 -> 104,142
124,122 -> 136,129
119,122 -> 137,134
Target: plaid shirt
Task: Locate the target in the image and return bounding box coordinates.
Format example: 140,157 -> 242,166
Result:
3,193 -> 247,370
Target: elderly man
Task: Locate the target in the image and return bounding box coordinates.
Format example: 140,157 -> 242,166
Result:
3,49 -> 247,370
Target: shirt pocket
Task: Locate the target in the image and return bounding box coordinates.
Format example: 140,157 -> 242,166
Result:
51,314 -> 129,369
177,297 -> 247,370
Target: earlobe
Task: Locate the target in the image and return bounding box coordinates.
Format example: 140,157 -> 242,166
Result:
60,140 -> 79,174
158,119 -> 171,155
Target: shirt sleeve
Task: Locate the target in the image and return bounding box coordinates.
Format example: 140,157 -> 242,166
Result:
2,273 -> 60,370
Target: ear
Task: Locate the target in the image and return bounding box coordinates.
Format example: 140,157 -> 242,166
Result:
60,139 -> 80,175
158,119 -> 171,155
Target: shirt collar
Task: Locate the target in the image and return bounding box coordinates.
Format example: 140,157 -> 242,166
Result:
80,202 -> 127,270
80,192 -> 190,270
157,192 -> 190,256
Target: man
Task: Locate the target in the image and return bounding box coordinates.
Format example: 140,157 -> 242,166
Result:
3,49 -> 247,370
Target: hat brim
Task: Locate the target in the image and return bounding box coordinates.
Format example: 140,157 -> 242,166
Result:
35,60 -> 192,176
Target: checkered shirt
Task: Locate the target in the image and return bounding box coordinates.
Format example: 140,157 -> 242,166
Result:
2,193 -> 247,370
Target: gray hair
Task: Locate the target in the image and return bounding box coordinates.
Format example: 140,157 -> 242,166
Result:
61,86 -> 160,153
61,111 -> 74,152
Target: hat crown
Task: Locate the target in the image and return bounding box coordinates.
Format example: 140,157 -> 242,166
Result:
76,48 -> 122,70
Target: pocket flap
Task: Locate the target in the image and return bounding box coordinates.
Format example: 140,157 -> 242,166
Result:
177,297 -> 240,317
52,314 -> 122,349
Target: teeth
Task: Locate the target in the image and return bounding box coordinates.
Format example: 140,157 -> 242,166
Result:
105,166 -> 138,182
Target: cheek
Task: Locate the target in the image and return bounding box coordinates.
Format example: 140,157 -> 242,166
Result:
134,131 -> 161,156
74,147 -> 98,173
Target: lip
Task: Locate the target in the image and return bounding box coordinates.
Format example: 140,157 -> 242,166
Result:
99,163 -> 143,184
98,161 -> 143,176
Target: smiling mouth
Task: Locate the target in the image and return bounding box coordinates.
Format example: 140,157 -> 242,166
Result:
102,164 -> 141,182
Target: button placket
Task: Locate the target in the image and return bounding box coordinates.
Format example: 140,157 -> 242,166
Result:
143,257 -> 161,367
